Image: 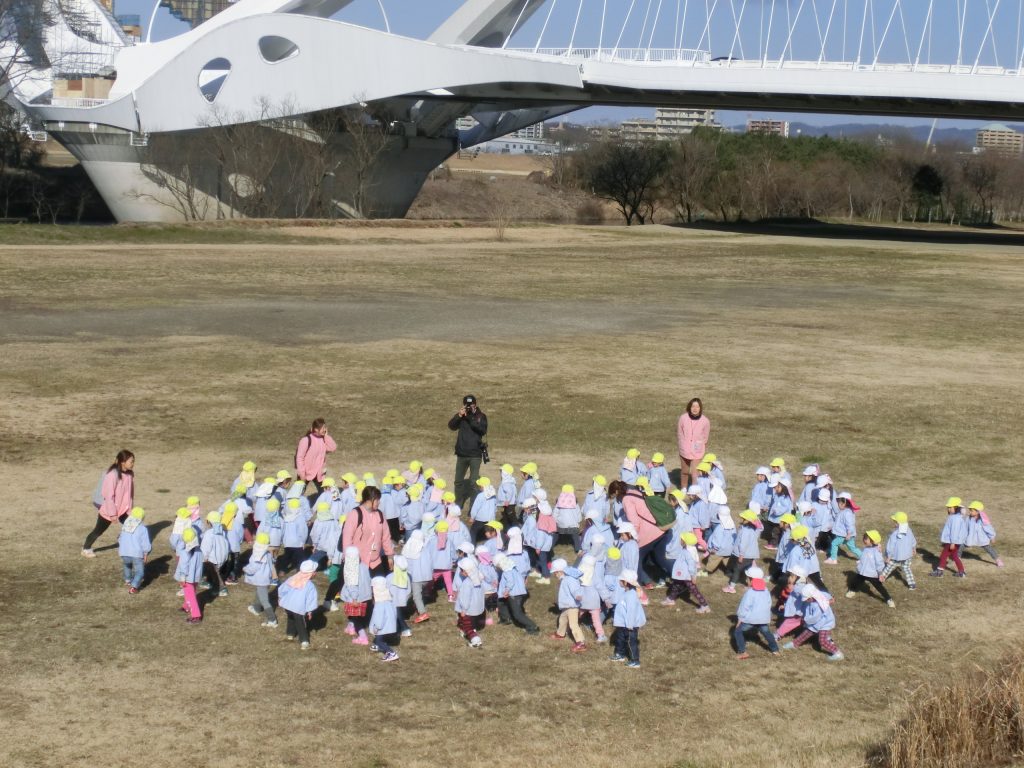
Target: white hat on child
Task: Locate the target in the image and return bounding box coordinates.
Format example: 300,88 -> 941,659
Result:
745,564 -> 764,579
619,569 -> 640,587
457,542 -> 475,555
299,560 -> 317,574
816,474 -> 832,488
818,489 -> 832,502
549,558 -> 568,573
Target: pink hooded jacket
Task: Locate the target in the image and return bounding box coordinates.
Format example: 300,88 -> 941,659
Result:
295,432 -> 337,482
677,413 -> 711,460
622,490 -> 663,548
342,505 -> 394,569
99,469 -> 134,522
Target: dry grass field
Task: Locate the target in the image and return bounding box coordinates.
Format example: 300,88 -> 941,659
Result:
2,221 -> 1024,768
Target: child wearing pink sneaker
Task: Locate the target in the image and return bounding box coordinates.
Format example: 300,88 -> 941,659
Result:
175,528 -> 203,624
964,501 -> 1004,567
340,546 -> 371,645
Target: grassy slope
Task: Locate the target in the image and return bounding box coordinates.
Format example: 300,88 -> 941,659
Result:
1,224 -> 1023,768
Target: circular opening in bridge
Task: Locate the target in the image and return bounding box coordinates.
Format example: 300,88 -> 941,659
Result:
258,36 -> 300,63
198,58 -> 231,103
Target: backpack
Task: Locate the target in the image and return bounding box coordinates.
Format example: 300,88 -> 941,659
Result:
91,470 -> 108,508
644,495 -> 677,530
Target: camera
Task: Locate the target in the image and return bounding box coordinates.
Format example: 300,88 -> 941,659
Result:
480,442 -> 490,464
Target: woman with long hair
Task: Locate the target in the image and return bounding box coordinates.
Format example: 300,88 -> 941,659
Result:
82,449 -> 135,557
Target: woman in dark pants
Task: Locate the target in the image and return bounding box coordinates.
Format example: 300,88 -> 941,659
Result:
82,449 -> 135,557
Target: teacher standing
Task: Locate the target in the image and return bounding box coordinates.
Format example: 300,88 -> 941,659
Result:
677,397 -> 710,486
448,394 -> 488,508
82,449 -> 135,557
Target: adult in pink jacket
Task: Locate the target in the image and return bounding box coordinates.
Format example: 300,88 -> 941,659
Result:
341,486 -> 395,576
82,449 -> 135,558
610,480 -> 673,586
295,417 -> 337,491
677,397 -> 711,484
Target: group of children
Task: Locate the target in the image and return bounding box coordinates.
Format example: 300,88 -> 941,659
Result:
110,449 -> 1005,666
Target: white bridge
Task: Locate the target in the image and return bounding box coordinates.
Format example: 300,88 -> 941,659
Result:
2,0 -> 1024,221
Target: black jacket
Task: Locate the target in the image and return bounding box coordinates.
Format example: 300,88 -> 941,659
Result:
448,410 -> 488,457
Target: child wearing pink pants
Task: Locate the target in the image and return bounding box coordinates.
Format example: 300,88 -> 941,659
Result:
176,529 -> 204,624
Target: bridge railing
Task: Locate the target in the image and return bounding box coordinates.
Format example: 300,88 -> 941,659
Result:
505,47 -> 711,65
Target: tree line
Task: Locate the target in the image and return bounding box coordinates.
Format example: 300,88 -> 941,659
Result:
565,127 -> 1024,227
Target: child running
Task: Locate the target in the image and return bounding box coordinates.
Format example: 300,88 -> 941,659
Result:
846,530 -> 895,607
783,583 -> 844,662
117,507 -> 150,593
244,532 -> 278,627
931,497 -> 968,578
880,512 -> 917,591
610,569 -> 645,669
369,576 -> 400,662
964,501 -> 1004,567
733,565 -> 780,659
278,560 -> 318,650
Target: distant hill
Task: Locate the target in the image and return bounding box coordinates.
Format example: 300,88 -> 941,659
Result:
727,121 -> 1024,146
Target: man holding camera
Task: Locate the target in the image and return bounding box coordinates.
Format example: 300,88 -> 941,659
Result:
448,394 -> 488,508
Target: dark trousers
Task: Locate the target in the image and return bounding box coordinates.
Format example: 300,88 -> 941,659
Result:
637,531 -> 672,584
614,627 -> 640,662
498,595 -> 538,632
83,512 -> 127,549
221,551 -> 244,581
809,572 -> 828,592
285,610 -> 309,643
470,520 -> 489,543
848,572 -> 892,601
374,633 -> 395,654
280,547 -> 305,574
729,556 -> 753,585
454,455 -> 482,508
500,505 -> 519,528
386,517 -> 400,544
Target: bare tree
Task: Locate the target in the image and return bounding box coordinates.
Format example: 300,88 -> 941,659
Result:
961,153 -> 1002,225
584,140 -> 669,225
663,133 -> 716,222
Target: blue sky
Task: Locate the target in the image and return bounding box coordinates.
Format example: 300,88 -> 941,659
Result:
112,0 -> 1014,128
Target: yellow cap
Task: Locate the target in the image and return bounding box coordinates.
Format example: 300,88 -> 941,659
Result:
626,448 -> 640,459
501,463 -> 514,474
476,477 -> 492,487
593,474 -> 607,486
287,498 -> 300,509
739,509 -> 758,523
968,501 -> 984,511
130,506 -> 145,519
486,520 -> 504,531
224,502 -> 238,515
242,461 -> 257,472
681,532 -> 698,546
434,520 -> 449,533
408,485 -> 423,501
266,499 -> 280,512
262,476 -> 276,484
276,470 -> 293,481
561,484 -> 574,494
520,462 -> 538,475
702,453 -> 717,463
946,496 -> 962,508
791,525 -> 810,540
207,511 -> 221,524
181,528 -> 196,543
355,481 -> 366,494
363,472 -> 376,482
322,477 -> 336,488
186,495 -> 200,507
669,489 -> 685,502
234,483 -> 248,495
442,491 -> 456,503
696,462 -> 712,473
433,478 -> 447,490
316,501 -> 330,512
606,546 -> 622,560
891,511 -> 908,524
176,507 -> 190,519
341,473 -> 358,485
866,529 -> 882,544
338,514 -> 347,524
424,468 -> 436,479
770,457 -> 785,467
779,513 -> 797,524
636,476 -> 650,486
409,460 -> 423,472
652,452 -> 665,464
255,532 -> 270,545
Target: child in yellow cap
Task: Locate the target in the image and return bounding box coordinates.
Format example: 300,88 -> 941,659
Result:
117,507 -> 151,594
964,501 -> 1004,567
620,449 -> 647,486
647,453 -> 671,496
175,528 -> 204,623
846,530 -> 895,608
931,497 -> 968,578
553,485 -> 582,552
244,532 -> 279,627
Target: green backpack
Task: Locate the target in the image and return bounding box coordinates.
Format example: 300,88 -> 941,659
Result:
643,494 -> 677,529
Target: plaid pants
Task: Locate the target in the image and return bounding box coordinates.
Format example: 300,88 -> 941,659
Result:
667,578 -> 709,607
793,628 -> 839,654
880,559 -> 916,588
457,613 -> 483,640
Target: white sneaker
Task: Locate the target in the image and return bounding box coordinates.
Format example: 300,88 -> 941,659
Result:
81,549 -> 96,558
828,651 -> 845,662
328,602 -> 339,612
176,588 -> 185,597
248,605 -> 260,616
469,635 -> 483,648
886,599 -> 896,608
400,629 -> 412,637
300,642 -> 310,650
261,620 -> 278,628
845,591 -> 856,598
535,577 -> 551,585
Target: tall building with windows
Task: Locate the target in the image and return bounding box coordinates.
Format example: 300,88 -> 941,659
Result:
620,108 -> 717,141
159,0 -> 233,28
976,123 -> 1023,156
746,118 -> 790,137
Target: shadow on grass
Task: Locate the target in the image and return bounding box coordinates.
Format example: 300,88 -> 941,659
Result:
673,218 -> 1024,246
143,555 -> 171,588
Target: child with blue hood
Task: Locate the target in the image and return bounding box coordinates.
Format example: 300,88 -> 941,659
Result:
497,464 -> 519,527
733,565 -> 779,659
117,506 -> 151,593
455,556 -> 486,648
340,546 -> 372,646
280,497 -> 312,575
495,553 -> 540,634
278,560 -> 319,651
369,576 -> 400,662
201,511 -> 230,597
549,558 -> 587,652
610,568 -> 645,668
310,501 -> 342,570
